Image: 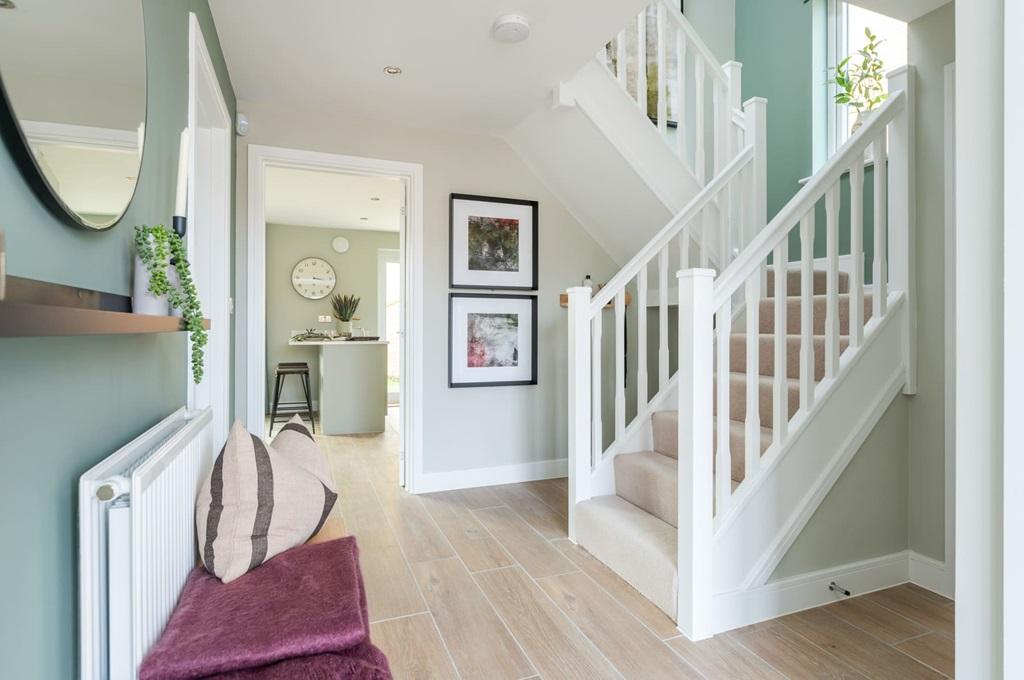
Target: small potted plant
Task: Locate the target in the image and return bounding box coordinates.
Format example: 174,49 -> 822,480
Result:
330,293 -> 360,338
831,27 -> 888,133
134,224 -> 208,383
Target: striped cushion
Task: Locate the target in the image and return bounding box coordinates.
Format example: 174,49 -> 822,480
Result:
270,415 -> 336,492
196,421 -> 338,583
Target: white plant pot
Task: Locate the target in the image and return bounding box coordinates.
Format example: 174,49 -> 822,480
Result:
167,265 -> 183,318
133,253 -> 169,316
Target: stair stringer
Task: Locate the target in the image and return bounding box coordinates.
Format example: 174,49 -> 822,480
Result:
710,292 -> 908,597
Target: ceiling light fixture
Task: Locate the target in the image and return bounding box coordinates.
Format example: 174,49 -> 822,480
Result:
492,14 -> 530,43
360,217 -> 369,221
370,197 -> 381,201
382,66 -> 402,76
0,1 -> 17,9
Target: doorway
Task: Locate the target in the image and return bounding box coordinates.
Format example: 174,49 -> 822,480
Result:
246,145 -> 423,490
187,14 -> 232,446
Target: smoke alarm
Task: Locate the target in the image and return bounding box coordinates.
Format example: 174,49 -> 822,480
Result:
492,14 -> 530,43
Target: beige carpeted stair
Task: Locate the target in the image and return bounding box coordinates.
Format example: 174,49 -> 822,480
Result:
576,269 -> 872,619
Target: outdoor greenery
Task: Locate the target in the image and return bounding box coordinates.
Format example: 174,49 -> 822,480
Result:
330,293 -> 361,321
831,27 -> 888,114
134,224 -> 208,383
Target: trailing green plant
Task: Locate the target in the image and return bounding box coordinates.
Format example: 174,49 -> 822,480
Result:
330,293 -> 360,321
135,224 -> 208,383
831,27 -> 888,115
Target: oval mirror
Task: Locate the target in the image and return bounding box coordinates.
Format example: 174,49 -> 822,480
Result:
0,0 -> 146,231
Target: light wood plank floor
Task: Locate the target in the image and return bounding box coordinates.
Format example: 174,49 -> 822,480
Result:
317,425 -> 955,679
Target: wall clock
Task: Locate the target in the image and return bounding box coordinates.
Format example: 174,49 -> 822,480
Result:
291,257 -> 336,300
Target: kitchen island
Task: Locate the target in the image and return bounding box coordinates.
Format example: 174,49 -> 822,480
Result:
288,338 -> 388,435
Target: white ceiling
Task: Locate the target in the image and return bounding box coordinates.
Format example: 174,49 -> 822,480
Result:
209,0 -> 649,135
265,167 -> 403,232
845,0 -> 951,22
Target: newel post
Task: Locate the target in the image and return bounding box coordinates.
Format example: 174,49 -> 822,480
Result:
886,66 -> 917,394
566,286 -> 593,542
743,97 -> 768,244
677,268 -> 715,640
723,61 -> 743,163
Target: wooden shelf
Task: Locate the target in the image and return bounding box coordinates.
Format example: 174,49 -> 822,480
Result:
559,291 -> 632,309
0,276 -> 209,338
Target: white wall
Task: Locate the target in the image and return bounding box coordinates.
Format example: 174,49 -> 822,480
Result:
955,0 -> 1004,676
234,102 -> 618,477
684,0 -> 736,63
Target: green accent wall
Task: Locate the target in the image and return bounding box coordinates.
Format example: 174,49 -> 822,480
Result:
0,2 -> 235,676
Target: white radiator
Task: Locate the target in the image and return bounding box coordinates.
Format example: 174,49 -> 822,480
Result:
79,407 -> 214,680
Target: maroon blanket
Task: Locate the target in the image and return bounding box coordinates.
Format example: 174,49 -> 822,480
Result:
141,537 -> 391,680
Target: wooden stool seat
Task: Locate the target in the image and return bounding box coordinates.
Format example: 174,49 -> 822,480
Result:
269,362 -> 315,436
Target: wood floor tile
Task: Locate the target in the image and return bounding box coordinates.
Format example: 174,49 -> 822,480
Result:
903,582 -> 954,607
454,486 -> 505,510
730,620 -> 869,679
538,571 -> 702,679
412,557 -> 534,680
473,506 -> 577,578
360,538 -> 428,623
896,632 -> 954,677
474,567 -> 620,680
866,585 -> 955,637
420,492 -> 515,572
668,634 -> 785,679
371,613 -> 459,680
521,479 -> 569,518
490,484 -> 568,539
778,608 -> 945,679
372,482 -> 455,563
825,595 -> 928,644
552,538 -> 679,640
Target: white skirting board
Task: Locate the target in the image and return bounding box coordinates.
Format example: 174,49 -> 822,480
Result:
712,550 -> 952,633
413,458 -> 568,494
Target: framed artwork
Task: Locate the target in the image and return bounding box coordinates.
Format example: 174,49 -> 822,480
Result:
449,293 -> 537,387
449,193 -> 538,290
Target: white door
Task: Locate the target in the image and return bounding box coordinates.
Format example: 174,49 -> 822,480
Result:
187,14 -> 232,446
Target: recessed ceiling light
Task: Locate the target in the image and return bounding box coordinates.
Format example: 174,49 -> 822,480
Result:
382,66 -> 402,76
360,217 -> 369,221
370,197 -> 381,201
492,14 -> 530,43
0,1 -> 17,9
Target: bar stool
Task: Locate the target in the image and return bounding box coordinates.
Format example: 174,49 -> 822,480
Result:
269,362 -> 315,436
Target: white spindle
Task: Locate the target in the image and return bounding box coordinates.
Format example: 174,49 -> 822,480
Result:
799,212 -> 815,411
694,57 -> 706,184
744,98 -> 768,243
637,9 -> 648,116
658,247 -> 670,389
744,275 -> 760,478
723,61 -> 742,161
849,159 -> 865,348
616,30 -> 626,87
676,28 -> 687,160
566,286 -> 592,541
716,297 -> 732,513
656,2 -> 667,134
676,268 -> 715,642
825,183 -> 840,379
680,221 -> 691,268
637,265 -> 649,412
615,289 -> 626,439
720,181 -> 731,269
772,243 -> 788,444
591,313 -> 603,463
699,206 -> 709,268
713,80 -> 724,176
873,135 -> 888,318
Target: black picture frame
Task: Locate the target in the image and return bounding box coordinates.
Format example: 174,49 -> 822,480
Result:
448,293 -> 538,388
449,193 -> 539,291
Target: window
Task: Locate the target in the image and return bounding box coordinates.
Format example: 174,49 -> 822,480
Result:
826,2 -> 907,155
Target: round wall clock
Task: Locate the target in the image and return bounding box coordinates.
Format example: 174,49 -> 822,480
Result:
291,257 -> 337,300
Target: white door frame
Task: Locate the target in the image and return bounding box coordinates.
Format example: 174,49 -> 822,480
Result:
187,13 -> 232,447
942,62 -> 956,594
377,247 -> 401,403
246,144 -> 424,491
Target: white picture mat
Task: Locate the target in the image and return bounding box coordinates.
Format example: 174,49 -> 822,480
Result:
450,296 -> 534,384
451,198 -> 534,288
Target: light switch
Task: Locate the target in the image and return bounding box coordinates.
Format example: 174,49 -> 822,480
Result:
318,315 -> 333,323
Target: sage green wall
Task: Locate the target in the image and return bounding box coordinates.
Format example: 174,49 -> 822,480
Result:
265,224 -> 399,406
0,2 -> 235,676
907,2 -> 954,562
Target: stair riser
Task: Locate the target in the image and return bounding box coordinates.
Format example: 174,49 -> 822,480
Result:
765,269 -> 849,297
729,335 -> 850,381
652,412 -> 771,482
758,295 -> 874,335
713,374 -> 799,423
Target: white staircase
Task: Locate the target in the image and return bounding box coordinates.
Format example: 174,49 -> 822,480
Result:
556,1 -> 918,642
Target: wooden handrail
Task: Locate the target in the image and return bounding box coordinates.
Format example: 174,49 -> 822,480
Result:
711,91 -> 905,311
590,145 -> 754,315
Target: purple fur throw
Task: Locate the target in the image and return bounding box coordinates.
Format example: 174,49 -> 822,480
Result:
141,537 -> 391,679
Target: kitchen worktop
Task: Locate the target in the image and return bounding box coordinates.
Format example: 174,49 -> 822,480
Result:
288,338 -> 388,346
